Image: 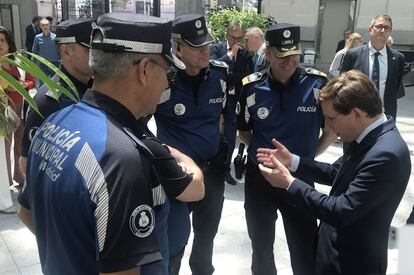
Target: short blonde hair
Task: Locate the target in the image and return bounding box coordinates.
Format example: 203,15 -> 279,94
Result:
344,32 -> 363,50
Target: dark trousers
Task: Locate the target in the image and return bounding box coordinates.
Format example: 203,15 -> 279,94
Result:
223,94 -> 237,169
168,247 -> 185,275
244,163 -> 317,275
188,168 -> 225,275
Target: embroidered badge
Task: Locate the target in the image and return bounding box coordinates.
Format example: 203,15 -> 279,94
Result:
129,204 -> 155,238
174,103 -> 186,116
257,107 -> 269,119
283,30 -> 291,38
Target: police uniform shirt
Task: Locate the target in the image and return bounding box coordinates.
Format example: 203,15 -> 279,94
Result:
155,61 -> 228,161
18,90 -> 161,274
237,67 -> 327,164
22,66 -> 91,157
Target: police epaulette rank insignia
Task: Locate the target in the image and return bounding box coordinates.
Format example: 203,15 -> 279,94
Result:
209,60 -> 229,69
242,71 -> 264,86
46,89 -> 62,100
305,68 -> 327,79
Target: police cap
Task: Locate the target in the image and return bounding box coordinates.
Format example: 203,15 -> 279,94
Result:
55,19 -> 95,48
172,14 -> 215,47
265,23 -> 302,58
91,13 -> 185,69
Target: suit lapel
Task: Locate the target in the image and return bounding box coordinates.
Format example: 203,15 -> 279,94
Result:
360,44 -> 370,75
385,47 -> 395,93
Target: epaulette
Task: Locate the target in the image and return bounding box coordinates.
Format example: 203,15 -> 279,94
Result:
304,67 -> 327,79
45,89 -> 62,100
242,71 -> 265,86
209,59 -> 228,69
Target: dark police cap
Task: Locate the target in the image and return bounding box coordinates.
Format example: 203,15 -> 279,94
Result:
172,14 -> 215,47
265,23 -> 302,57
55,19 -> 95,47
91,13 -> 185,69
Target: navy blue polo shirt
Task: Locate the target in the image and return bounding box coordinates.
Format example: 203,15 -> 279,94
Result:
19,90 -> 161,274
154,61 -> 228,256
154,62 -> 228,162
237,67 -> 326,164
22,66 -> 92,157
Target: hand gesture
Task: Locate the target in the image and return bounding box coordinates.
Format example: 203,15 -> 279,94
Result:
257,139 -> 293,168
258,155 -> 294,189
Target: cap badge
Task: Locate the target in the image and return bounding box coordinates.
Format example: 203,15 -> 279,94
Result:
195,20 -> 202,29
174,103 -> 186,116
283,30 -> 291,38
257,107 -> 269,119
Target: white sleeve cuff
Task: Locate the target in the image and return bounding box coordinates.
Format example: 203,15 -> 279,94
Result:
288,154 -> 300,172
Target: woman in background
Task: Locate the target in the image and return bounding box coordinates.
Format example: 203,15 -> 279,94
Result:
329,32 -> 364,77
0,26 -> 35,196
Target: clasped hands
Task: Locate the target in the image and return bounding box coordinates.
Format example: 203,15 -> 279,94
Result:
257,139 -> 296,189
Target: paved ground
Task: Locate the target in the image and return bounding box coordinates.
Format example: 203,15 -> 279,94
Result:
1,86 -> 413,275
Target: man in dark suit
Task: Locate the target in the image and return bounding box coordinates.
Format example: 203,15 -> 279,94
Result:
210,20 -> 253,185
25,16 -> 42,52
335,29 -> 351,53
246,26 -> 269,72
257,70 -> 411,275
340,15 -> 405,120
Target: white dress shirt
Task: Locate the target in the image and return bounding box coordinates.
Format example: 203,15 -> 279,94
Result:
368,42 -> 388,107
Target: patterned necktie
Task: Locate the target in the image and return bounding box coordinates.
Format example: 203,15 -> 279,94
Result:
372,52 -> 381,91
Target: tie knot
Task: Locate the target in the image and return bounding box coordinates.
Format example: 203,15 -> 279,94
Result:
374,51 -> 381,57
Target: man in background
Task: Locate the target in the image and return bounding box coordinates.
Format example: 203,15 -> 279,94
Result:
341,15 -> 405,120
25,16 -> 41,52
32,18 -> 60,79
246,26 -> 269,72
210,20 -> 253,185
335,29 -> 351,52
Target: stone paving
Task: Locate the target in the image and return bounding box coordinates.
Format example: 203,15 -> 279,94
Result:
1,86 -> 413,275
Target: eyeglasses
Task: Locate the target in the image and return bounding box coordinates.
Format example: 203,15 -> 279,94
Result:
228,35 -> 244,42
372,24 -> 392,32
325,112 -> 341,123
149,58 -> 178,84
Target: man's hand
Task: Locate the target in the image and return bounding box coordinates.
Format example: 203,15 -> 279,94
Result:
257,139 -> 293,168
258,155 -> 295,189
228,42 -> 243,59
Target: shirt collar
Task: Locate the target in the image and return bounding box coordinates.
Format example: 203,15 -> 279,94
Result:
60,66 -> 91,98
368,41 -> 387,56
81,89 -> 139,131
257,42 -> 266,56
356,113 -> 387,143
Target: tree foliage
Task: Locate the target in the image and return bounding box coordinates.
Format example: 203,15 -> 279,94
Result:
208,7 -> 275,42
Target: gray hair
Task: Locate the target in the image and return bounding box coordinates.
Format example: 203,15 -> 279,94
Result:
89,49 -> 145,80
370,15 -> 393,27
246,27 -> 264,39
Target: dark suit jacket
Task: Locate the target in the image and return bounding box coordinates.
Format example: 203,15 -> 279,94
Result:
210,41 -> 253,99
336,39 -> 345,53
253,49 -> 269,72
25,24 -> 39,52
286,118 -> 411,275
340,44 -> 405,119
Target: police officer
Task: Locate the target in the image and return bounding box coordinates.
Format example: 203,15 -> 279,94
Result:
20,18 -> 94,176
154,14 -> 228,275
17,13 -> 185,274
237,23 -> 335,275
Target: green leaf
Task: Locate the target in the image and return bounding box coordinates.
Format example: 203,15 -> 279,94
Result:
24,51 -> 80,102
0,68 -> 39,114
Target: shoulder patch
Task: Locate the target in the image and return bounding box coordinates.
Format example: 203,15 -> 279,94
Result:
242,71 -> 264,86
304,67 -> 327,79
209,59 -> 228,69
